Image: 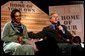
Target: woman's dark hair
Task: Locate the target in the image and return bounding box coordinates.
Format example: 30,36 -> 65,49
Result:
11,9 -> 21,20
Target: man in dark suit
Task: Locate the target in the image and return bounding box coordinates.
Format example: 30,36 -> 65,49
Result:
35,13 -> 73,56
42,13 -> 73,43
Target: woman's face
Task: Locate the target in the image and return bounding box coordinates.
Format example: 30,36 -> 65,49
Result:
14,12 -> 21,24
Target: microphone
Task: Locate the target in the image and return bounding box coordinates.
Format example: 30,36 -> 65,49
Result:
56,21 -> 65,34
55,21 -> 60,29
55,21 -> 60,27
57,21 -> 60,26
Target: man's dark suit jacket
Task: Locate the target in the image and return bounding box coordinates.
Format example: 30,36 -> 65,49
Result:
41,25 -> 73,43
35,24 -> 73,55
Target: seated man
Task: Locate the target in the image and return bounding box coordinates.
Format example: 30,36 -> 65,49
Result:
34,13 -> 74,55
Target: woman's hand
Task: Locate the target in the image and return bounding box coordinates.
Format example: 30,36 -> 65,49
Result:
17,36 -> 23,44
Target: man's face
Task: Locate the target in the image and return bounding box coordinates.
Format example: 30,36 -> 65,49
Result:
50,13 -> 59,24
14,12 -> 21,23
